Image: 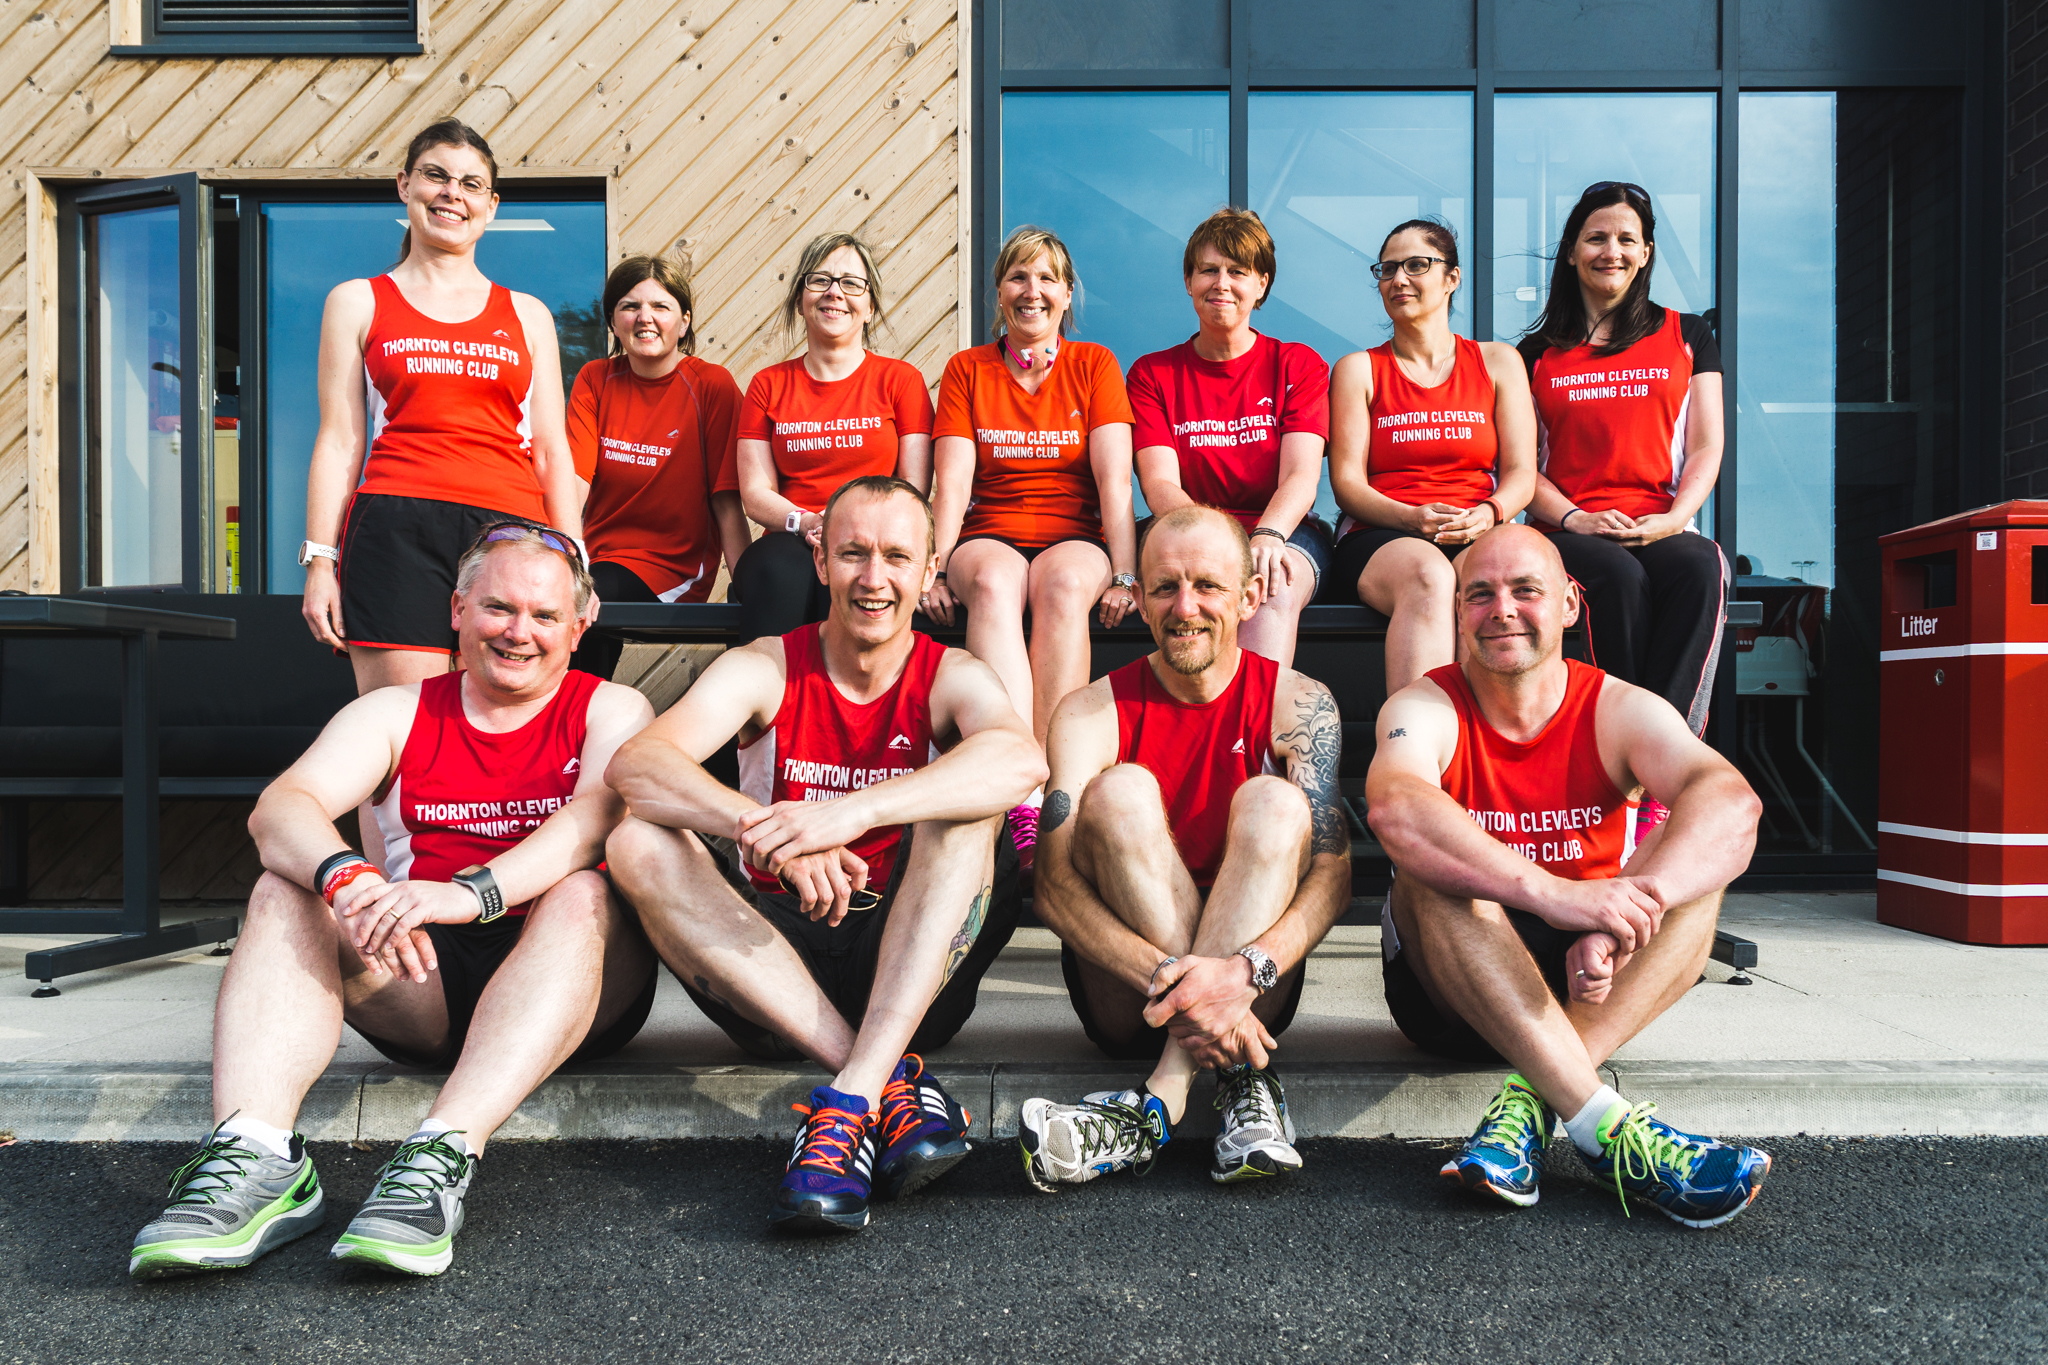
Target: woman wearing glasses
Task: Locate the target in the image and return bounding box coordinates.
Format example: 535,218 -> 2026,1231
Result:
723,232 -> 934,639
300,118 -> 581,696
1519,182 -> 1726,826
1126,208 -> 1332,667
923,226 -> 1138,863
1326,219 -> 1538,693
564,254 -> 749,679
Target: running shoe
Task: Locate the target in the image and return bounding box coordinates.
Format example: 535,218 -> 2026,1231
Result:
770,1086 -> 875,1233
1439,1074 -> 1554,1208
1006,802 -> 1040,873
1018,1087 -> 1170,1191
1212,1065 -> 1303,1183
329,1130 -> 476,1275
1584,1102 -> 1772,1228
874,1054 -> 973,1200
129,1123 -> 325,1280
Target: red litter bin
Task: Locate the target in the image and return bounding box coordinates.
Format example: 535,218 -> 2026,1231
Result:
1878,500 -> 2048,943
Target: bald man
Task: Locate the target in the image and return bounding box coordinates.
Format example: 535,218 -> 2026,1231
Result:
1366,524 -> 1770,1226
1019,505 -> 1351,1190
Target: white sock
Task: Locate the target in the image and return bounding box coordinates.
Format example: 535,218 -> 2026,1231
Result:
1563,1086 -> 1627,1157
218,1115 -> 294,1161
1025,787 -> 1044,807
412,1118 -> 473,1155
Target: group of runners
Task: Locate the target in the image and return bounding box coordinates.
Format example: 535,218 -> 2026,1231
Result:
125,118 -> 1769,1282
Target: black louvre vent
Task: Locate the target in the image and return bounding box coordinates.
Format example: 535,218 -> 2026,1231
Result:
156,0 -> 412,31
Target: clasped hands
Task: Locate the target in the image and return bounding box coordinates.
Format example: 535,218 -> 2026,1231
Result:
735,795 -> 875,925
1539,872 -> 1672,1004
1407,502 -> 1499,546
1141,953 -> 1277,1070
337,876 -> 478,983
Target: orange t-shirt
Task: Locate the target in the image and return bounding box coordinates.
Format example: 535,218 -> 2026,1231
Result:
932,341 -> 1134,546
567,355 -> 739,601
724,353 -> 934,513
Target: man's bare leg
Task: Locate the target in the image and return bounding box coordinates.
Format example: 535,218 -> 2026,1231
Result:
425,872 -> 657,1151
831,815 -> 999,1107
606,815 -> 858,1069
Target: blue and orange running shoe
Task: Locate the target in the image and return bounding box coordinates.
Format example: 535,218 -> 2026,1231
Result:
874,1054 -> 973,1201
770,1086 -> 875,1234
1440,1074 -> 1554,1208
1585,1102 -> 1772,1228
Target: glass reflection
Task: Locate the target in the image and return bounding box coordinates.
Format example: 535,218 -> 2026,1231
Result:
87,204 -> 182,587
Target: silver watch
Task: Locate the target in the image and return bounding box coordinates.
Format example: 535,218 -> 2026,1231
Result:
1237,944 -> 1278,994
1110,572 -> 1138,592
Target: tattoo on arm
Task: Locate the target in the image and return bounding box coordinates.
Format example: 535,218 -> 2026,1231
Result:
1276,684 -> 1348,857
1387,727 -> 1408,738
1041,789 -> 1074,836
943,885 -> 994,985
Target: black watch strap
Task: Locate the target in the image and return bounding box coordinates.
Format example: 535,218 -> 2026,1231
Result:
452,864 -> 506,923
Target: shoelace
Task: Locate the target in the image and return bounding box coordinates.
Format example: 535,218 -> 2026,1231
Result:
1474,1083 -> 1546,1151
1007,804 -> 1039,848
877,1057 -> 969,1150
1602,1103 -> 1703,1218
1214,1066 -> 1284,1132
165,1132 -> 260,1205
789,1101 -> 869,1172
370,1133 -> 470,1206
1069,1095 -> 1162,1176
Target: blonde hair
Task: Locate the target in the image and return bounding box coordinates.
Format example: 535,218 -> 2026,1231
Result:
989,225 -> 1080,340
779,232 -> 888,348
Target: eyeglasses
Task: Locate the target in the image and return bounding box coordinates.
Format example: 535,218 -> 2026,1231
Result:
800,272 -> 871,297
411,164 -> 493,199
778,873 -> 883,911
469,520 -> 586,568
1585,181 -> 1650,201
1369,255 -> 1449,282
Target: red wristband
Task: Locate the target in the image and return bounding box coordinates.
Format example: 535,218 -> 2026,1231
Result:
1482,498 -> 1507,527
322,859 -> 383,906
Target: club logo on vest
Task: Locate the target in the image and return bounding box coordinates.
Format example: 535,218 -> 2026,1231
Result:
1231,738 -> 1245,754
1258,397 -> 1274,406
562,757 -> 580,774
492,329 -> 512,341
887,734 -> 913,751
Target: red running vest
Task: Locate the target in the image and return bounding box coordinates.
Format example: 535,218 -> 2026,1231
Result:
1527,308 -> 1701,525
372,669 -> 601,917
357,274 -> 545,520
1365,335 -> 1500,510
1426,659 -> 1635,881
1111,649 -> 1280,887
737,624 -> 947,894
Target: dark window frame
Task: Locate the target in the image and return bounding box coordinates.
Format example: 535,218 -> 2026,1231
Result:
112,0 -> 423,56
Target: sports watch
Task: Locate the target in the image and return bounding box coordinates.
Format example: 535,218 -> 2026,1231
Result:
1237,944 -> 1279,995
298,540 -> 339,567
1109,572 -> 1138,592
452,864 -> 507,923
785,510 -> 807,534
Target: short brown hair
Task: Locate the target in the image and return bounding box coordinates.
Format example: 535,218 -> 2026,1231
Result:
1182,207 -> 1276,307
990,226 -> 1081,340
1140,504 -> 1255,588
780,232 -> 889,348
821,475 -> 935,559
602,254 -> 697,356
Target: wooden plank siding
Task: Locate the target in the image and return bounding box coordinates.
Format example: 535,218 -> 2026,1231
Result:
0,0 -> 970,591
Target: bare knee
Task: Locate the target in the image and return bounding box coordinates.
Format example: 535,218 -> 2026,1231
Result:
606,816 -> 696,890
248,870 -> 335,931
1228,774 -> 1310,844
1080,764 -> 1165,833
1397,553 -> 1455,612
526,869 -> 614,935
1030,565 -> 1099,618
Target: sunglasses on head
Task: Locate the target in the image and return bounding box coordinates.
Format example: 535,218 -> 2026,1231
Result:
1585,181 -> 1650,202
778,872 -> 883,911
469,520 -> 586,568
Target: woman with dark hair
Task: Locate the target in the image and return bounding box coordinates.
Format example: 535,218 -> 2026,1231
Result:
300,118 -> 581,696
1326,218 -> 1538,693
1127,207 -> 1332,666
564,254 -> 748,678
1519,182 -> 1727,824
721,232 -> 934,640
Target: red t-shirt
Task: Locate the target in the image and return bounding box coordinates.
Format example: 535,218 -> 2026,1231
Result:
370,669 -> 601,918
1125,332 -> 1330,527
568,356 -> 740,600
1110,649 -> 1279,887
933,341 -> 1134,546
1365,335 -> 1500,509
735,623 -> 947,894
358,274 -> 544,519
1428,659 -> 1633,880
726,353 -> 934,513
1520,309 -> 1721,525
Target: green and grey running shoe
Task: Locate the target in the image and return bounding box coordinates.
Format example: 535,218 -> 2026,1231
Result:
329,1130 -> 476,1276
129,1122 -> 325,1280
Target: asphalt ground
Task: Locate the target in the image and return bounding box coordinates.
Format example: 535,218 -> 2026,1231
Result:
2,1135 -> 2042,1364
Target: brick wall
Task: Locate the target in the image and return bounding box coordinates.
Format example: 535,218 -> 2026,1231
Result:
2009,0 -> 2048,496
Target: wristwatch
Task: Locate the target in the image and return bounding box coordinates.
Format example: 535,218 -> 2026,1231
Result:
451,864 -> 507,923
1109,572 -> 1138,592
785,510 -> 807,534
1237,944 -> 1279,995
297,540 -> 339,567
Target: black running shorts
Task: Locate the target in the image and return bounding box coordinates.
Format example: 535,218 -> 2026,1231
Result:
1382,906 -> 1581,1063
337,492 -> 535,653
679,826 -> 1023,1060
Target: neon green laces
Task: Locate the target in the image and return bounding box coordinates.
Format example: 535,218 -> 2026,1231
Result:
165,1132 -> 259,1205
1602,1102 -> 1703,1217
371,1133 -> 471,1204
1475,1080 -> 1546,1150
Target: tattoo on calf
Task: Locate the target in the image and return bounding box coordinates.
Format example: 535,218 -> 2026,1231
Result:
1041,789 -> 1073,836
943,885 -> 993,985
1276,684 -> 1348,857
693,974 -> 736,1013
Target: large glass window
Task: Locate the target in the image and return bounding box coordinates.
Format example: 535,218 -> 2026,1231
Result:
1492,93 -> 1717,342
85,204 -> 183,588
262,200 -> 608,591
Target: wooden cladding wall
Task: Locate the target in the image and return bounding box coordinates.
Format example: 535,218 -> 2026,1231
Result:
0,0 -> 970,590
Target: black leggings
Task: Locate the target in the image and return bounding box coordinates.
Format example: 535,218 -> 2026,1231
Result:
568,561 -> 660,680
1549,529 -> 1728,734
732,531 -> 830,644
